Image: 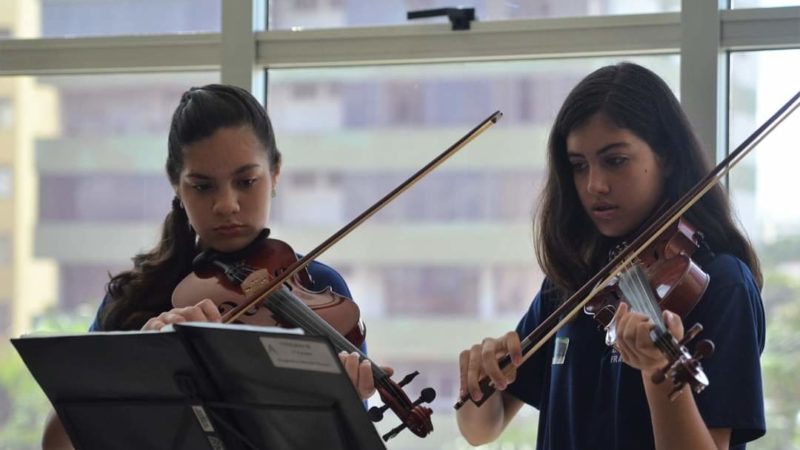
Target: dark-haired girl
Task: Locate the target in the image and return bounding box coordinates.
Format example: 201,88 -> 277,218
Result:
457,63 -> 765,450
43,84 -> 379,449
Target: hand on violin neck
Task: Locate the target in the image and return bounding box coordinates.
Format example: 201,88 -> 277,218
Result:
338,351 -> 394,400
612,303 -> 684,375
459,331 -> 522,402
661,309 -> 684,340
141,298 -> 222,331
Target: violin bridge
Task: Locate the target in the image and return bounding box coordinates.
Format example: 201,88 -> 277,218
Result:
240,268 -> 271,300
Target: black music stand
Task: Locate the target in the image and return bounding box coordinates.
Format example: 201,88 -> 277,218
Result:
12,323 -> 385,450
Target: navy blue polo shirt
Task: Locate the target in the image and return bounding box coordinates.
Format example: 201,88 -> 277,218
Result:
506,253 -> 766,450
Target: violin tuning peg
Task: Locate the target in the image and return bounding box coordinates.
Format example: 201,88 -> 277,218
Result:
420,387 -> 436,403
412,387 -> 436,407
678,323 -> 703,346
398,370 -> 420,387
382,422 -> 407,442
692,339 -> 714,360
368,404 -> 390,422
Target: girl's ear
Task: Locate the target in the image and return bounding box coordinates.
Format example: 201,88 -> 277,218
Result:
271,160 -> 282,188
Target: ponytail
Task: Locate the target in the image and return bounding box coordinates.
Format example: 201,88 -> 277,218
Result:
100,197 -> 197,330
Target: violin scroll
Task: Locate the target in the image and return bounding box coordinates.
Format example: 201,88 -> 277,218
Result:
650,322 -> 715,400
367,370 -> 436,441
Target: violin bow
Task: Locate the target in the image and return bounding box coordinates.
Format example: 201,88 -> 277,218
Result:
224,111 -> 503,323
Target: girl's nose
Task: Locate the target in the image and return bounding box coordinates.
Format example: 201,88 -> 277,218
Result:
587,168 -> 611,195
213,187 -> 240,215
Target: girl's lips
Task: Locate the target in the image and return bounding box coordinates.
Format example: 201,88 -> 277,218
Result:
214,225 -> 246,236
591,206 -> 619,220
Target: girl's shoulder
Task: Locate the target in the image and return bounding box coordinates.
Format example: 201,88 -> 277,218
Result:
692,252 -> 764,344
703,252 -> 759,292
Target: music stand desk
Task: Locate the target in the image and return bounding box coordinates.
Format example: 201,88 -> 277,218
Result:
13,322 -> 385,450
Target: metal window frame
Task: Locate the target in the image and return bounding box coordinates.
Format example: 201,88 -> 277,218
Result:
0,1 -> 798,157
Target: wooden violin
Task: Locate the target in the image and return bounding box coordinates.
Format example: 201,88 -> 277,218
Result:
582,217 -> 715,398
173,231 -> 436,439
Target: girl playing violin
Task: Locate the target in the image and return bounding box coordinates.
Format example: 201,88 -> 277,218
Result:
457,62 -> 765,450
42,84 -> 380,449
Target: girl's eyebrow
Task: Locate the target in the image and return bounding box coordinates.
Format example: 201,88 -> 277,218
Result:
232,163 -> 261,175
186,163 -> 262,180
567,141 -> 629,158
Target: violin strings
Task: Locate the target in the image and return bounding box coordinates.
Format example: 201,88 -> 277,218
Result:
266,288 -> 409,405
272,289 -> 369,360
631,265 -> 666,332
619,265 -> 658,329
617,265 -> 647,318
225,264 -> 415,408
630,266 -> 683,360
617,265 -> 680,360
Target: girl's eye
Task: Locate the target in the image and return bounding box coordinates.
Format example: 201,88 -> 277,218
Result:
192,184 -> 212,192
570,161 -> 587,172
239,178 -> 258,188
607,156 -> 627,166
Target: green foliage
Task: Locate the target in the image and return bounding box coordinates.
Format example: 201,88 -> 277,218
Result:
0,346 -> 52,450
753,266 -> 800,450
757,298 -> 800,450
0,306 -> 93,450
762,271 -> 800,316
757,237 -> 800,267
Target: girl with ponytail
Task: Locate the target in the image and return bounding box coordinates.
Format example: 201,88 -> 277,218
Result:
43,84 -> 380,450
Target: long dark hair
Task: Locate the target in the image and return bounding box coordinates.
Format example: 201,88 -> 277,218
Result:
101,84 -> 282,330
535,62 -> 762,297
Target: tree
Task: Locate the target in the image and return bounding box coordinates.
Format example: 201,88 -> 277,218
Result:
754,270 -> 800,450
0,307 -> 92,450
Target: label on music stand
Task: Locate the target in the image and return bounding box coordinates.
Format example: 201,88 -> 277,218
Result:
260,337 -> 342,374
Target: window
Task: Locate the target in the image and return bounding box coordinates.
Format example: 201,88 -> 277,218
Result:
2,0 -> 797,447
732,0 -> 800,7
30,72 -> 217,311
269,0 -> 681,30
0,236 -> 9,264
0,98 -> 12,129
0,168 -> 11,199
729,49 -> 800,450
11,0 -> 222,39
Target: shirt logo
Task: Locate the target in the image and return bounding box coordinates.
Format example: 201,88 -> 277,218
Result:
552,337 -> 569,365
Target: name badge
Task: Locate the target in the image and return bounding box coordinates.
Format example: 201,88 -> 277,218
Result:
553,337 -> 569,365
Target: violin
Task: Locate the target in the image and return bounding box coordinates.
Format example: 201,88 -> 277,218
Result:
172,231 -> 436,440
584,217 -> 710,326
173,111 -> 504,441
455,89 -> 800,410
583,217 -> 715,399
174,231 -> 365,346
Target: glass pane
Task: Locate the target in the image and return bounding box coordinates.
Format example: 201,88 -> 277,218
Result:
266,55 -> 678,448
0,0 -> 220,39
269,0 -> 680,30
732,0 -> 800,7
729,49 -> 800,450
0,71 -> 218,446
